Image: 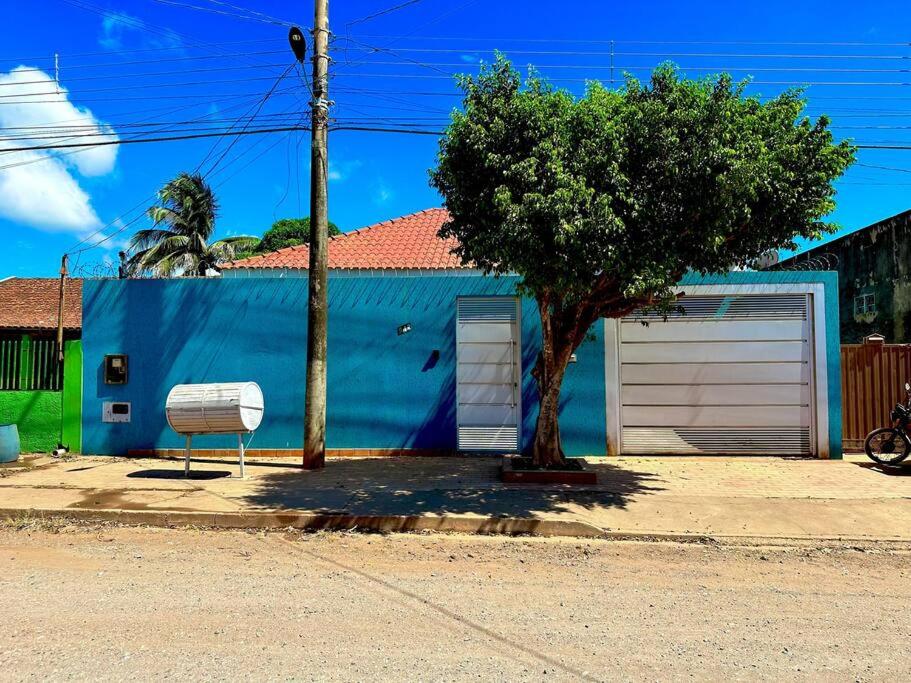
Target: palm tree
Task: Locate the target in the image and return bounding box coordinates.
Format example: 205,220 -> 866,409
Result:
126,172 -> 258,277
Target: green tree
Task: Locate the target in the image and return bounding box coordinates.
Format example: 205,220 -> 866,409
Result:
258,217 -> 341,253
127,172 -> 257,277
430,58 -> 854,467
233,218 -> 342,260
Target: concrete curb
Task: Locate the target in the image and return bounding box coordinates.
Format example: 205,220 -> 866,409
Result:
4,507 -> 910,544
0,507 -> 606,538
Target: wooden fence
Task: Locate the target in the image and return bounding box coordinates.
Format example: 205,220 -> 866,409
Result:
841,343 -> 911,451
0,337 -> 63,391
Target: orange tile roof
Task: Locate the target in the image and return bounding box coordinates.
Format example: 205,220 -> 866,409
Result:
0,277 -> 82,331
223,208 -> 468,271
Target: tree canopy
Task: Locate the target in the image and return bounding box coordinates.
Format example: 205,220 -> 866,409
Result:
234,218 -> 342,259
430,57 -> 855,465
258,217 -> 341,252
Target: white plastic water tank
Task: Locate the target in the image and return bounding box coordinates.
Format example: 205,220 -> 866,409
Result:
166,382 -> 264,434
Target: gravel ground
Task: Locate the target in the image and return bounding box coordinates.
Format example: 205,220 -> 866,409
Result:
0,523 -> 909,681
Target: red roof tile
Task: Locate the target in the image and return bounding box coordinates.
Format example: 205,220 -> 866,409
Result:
223,208 -> 468,271
0,278 -> 82,331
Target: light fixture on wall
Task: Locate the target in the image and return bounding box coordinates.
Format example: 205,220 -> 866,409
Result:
397,323 -> 412,336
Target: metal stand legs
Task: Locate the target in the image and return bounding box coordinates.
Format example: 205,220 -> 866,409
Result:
182,433 -> 245,479
184,434 -> 192,477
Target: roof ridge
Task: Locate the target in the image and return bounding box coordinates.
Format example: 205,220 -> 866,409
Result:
341,207 -> 447,238
223,207 -> 458,271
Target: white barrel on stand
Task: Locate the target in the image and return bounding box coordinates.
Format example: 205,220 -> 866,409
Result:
165,382 -> 264,479
166,382 -> 264,434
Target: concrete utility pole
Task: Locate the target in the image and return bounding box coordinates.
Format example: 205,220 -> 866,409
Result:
303,0 -> 330,469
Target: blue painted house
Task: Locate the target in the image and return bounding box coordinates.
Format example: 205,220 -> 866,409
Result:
81,209 -> 842,459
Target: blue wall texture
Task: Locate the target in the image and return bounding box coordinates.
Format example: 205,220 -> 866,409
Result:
81,274 -> 606,456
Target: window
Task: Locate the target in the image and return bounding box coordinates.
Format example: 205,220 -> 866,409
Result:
854,293 -> 876,316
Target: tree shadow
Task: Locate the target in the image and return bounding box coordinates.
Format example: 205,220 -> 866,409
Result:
241,456 -> 665,519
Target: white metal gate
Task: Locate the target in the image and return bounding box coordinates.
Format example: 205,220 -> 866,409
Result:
456,297 -> 520,451
617,293 -> 815,455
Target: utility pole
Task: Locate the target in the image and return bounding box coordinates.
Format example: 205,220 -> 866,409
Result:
303,0 -> 330,469
55,254 -> 68,364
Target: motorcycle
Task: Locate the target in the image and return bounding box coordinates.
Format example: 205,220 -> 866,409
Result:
864,381 -> 911,466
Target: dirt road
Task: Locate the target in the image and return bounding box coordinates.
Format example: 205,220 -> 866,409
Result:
0,523 -> 908,681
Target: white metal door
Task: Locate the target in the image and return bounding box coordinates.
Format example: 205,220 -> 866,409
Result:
618,294 -> 815,455
457,297 -> 520,451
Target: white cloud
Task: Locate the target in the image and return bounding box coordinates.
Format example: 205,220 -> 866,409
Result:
328,159 -> 363,183
373,179 -> 393,205
0,66 -> 119,234
98,11 -> 183,53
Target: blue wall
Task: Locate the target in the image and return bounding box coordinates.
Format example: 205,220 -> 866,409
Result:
81,274 -> 607,456
81,270 -> 840,459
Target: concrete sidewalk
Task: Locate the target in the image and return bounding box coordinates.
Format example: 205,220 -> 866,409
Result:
1,453 -> 910,540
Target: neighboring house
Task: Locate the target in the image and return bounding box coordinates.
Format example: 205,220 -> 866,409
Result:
81,209 -> 842,459
221,208 -> 463,274
0,277 -> 83,452
776,209 -> 911,343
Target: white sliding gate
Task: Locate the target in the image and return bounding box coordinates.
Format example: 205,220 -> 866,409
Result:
605,285 -> 830,457
456,297 -> 521,451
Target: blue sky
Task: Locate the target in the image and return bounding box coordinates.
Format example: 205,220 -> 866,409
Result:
2,0 -> 910,277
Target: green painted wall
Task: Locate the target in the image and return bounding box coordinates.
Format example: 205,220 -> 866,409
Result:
61,340 -> 82,452
0,390 -> 62,453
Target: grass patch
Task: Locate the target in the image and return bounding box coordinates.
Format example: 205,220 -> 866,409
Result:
0,511 -> 70,532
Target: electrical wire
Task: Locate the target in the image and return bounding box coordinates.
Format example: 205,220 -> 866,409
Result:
346,34 -> 911,48
199,63 -> 296,177
150,0 -> 293,26
0,62 -> 297,88
0,73 -> 295,100
0,37 -> 283,63
336,41 -> 911,60
0,125 -> 308,153
346,0 -> 424,29
8,50 -> 288,75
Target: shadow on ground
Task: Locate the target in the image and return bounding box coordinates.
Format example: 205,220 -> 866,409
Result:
240,457 -> 665,518
127,470 -> 233,481
854,462 -> 911,477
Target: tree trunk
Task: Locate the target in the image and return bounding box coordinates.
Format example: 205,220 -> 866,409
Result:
532,352 -> 569,467
530,298 -> 577,468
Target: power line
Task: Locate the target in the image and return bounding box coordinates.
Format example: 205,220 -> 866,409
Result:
856,163 -> 911,173
329,71 -> 911,87
0,125 -> 309,153
0,73 -> 296,100
337,43 -> 911,60
150,0 -> 293,26
8,50 -> 287,74
199,63 -> 296,176
0,91 -> 294,171
67,102 -> 304,256
0,37 -> 283,63
0,62 -> 294,87
346,0 -> 424,29
0,89 -> 302,106
330,59 -> 911,74
201,0 -> 298,27
347,34 -> 911,48
0,121 -> 305,144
